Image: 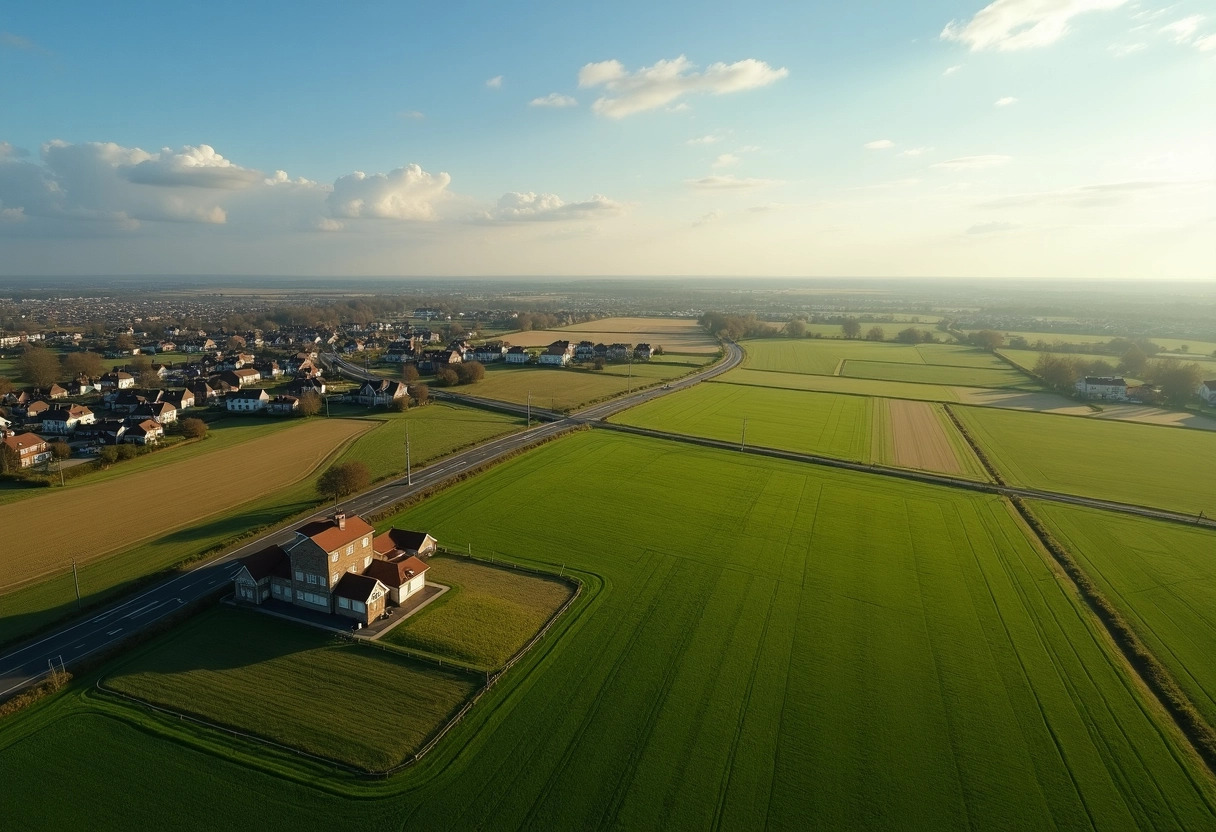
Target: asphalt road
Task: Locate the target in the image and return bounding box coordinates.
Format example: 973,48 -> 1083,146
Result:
0,342 -> 742,699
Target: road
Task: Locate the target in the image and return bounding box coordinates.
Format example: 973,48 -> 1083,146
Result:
0,342 -> 742,699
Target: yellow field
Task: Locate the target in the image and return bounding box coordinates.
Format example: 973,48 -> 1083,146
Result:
503,317 -> 720,353
0,418 -> 371,588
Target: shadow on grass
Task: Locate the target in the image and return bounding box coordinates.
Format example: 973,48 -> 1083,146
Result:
156,500 -> 316,545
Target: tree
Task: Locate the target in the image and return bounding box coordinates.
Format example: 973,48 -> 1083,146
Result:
412,383 -> 430,405
388,396 -> 409,413
0,443 -> 19,474
129,355 -> 152,373
970,330 -> 1005,351
1033,353 -> 1084,392
97,446 -> 119,465
654,345 -> 664,356
1120,345 -> 1148,377
62,351 -> 104,379
19,346 -> 60,388
225,335 -> 246,352
456,360 -> 485,384
114,333 -> 134,351
118,444 -> 138,460
896,327 -> 928,344
0,376 -> 12,397
316,461 -> 371,499
865,326 -> 885,342
297,392 -> 323,417
840,319 -> 862,339
401,363 -> 420,383
1146,359 -> 1202,403
50,440 -> 71,460
783,319 -> 807,339
180,417 -> 208,439
435,367 -> 459,386
137,369 -> 163,389
592,357 -> 606,371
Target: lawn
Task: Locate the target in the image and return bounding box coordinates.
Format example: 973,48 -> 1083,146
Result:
841,359 -> 1038,389
4,431 -> 1215,829
1030,502 -> 1216,729
105,607 -> 480,771
381,555 -> 574,669
611,382 -> 874,461
954,405 -> 1216,515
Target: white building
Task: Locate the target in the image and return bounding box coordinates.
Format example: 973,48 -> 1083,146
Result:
1074,376 -> 1128,401
227,389 -> 270,412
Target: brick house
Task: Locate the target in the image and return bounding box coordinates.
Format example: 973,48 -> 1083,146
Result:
1,432 -> 52,468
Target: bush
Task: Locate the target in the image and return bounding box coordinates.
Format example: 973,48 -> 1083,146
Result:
117,444 -> 138,460
412,383 -> 430,405
297,392 -> 323,417
389,396 -> 409,412
456,361 -> 485,384
98,446 -> 119,465
50,441 -> 71,460
317,461 -> 371,500
435,367 -> 459,387
180,418 -> 208,439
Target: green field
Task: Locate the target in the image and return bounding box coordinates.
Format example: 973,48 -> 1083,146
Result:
4,431 -> 1216,829
105,607 -> 480,771
841,359 -> 1037,389
740,338 -> 1017,380
382,555 -> 574,669
715,367 -> 963,401
973,330 -> 1216,356
954,405 -> 1216,515
0,403 -> 521,648
612,382 -> 874,461
1030,503 -> 1216,728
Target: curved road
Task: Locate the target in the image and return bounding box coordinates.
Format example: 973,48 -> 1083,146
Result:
0,342 -> 742,699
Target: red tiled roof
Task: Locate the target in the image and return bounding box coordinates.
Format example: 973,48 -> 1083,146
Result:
372,528 -> 434,556
296,515 -> 375,554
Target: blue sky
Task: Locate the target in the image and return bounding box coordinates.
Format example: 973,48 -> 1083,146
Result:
1,0 -> 1213,277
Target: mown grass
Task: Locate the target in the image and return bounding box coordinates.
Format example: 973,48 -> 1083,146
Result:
105,607 -> 479,771
740,339 -> 1011,378
381,555 -> 573,669
715,367 -> 962,401
841,359 -> 1038,390
955,405 -> 1216,515
4,432 -> 1216,830
1030,502 -> 1216,729
611,381 -> 874,461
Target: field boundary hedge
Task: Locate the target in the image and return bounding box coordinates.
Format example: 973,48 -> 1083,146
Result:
94,558 -> 584,778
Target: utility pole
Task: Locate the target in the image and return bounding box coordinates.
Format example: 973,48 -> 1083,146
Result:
58,458 -> 65,487
527,392 -> 531,428
71,559 -> 81,611
741,418 -> 748,451
405,423 -> 412,486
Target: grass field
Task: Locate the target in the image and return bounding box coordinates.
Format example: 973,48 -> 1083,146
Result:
955,405 -> 1216,515
503,317 -> 720,354
3,431 -> 1216,829
106,607 -> 480,771
381,555 -> 574,669
841,359 -> 1038,389
1030,503 -> 1216,729
0,418 -> 373,590
740,338 -> 1020,380
972,330 -> 1216,356
612,382 -> 874,461
453,355 -> 711,412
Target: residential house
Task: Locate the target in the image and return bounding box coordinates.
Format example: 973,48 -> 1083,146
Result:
41,404 -> 96,434
132,401 -> 178,424
77,419 -> 126,445
162,389 -> 195,411
67,377 -> 101,397
538,341 -> 573,366
607,343 -> 633,361
285,377 -> 326,397
22,400 -> 51,421
41,384 -> 69,400
218,368 -> 262,388
634,343 -> 654,361
125,419 -> 164,445
268,395 -> 300,415
254,360 -> 283,379
593,343 -> 609,361
226,388 -> 270,412
100,371 -> 135,390
1074,376 -> 1128,401
372,528 -> 438,558
505,345 -> 531,364
574,341 -> 595,361
188,380 -> 219,403
110,391 -> 149,414
1200,380 -> 1216,405
1,432 -> 51,468
473,342 -> 508,363
355,379 -> 408,406
362,556 -> 429,606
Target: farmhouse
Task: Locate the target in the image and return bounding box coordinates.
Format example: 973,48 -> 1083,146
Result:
355,379 -> 408,406
1074,376 -> 1128,401
1,432 -> 52,468
539,341 -> 573,366
126,419 -> 164,445
232,511 -> 438,627
1200,380 -> 1216,405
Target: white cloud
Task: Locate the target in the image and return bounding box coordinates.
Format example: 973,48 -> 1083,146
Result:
327,164 -> 451,221
1108,42 -> 1147,56
864,139 -> 895,150
931,154 -> 1013,170
1160,14 -> 1204,43
398,110 -> 425,120
687,134 -> 721,145
994,96 -> 1019,107
0,142 -> 28,159
578,55 -> 788,118
898,147 -> 931,157
978,180 -> 1189,208
123,144 -> 262,189
692,211 -> 722,227
486,191 -> 624,222
967,221 -> 1020,234
685,175 -> 781,189
486,75 -> 503,89
314,217 -> 344,232
529,93 -> 578,108
941,0 -> 1127,52
944,64 -> 963,75
1196,33 -> 1216,51
712,153 -> 740,168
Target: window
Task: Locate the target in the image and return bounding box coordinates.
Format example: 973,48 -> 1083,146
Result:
295,589 -> 304,600
346,544 -> 354,556
330,552 -> 338,563
294,570 -> 304,582
338,597 -> 350,609
331,573 -> 339,585
364,556 -> 371,568
362,537 -> 369,547
306,573 -> 318,585
352,601 -> 366,613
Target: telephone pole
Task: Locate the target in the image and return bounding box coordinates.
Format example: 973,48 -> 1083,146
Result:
741,418 -> 748,451
71,559 -> 81,611
405,423 -> 412,486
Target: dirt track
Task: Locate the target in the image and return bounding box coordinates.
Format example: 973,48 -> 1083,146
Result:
879,399 -> 966,475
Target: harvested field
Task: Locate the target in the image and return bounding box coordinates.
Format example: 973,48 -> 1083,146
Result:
503,317 -> 719,354
1093,405 -> 1216,431
949,386 -> 1093,415
871,399 -> 982,477
0,418 -> 371,589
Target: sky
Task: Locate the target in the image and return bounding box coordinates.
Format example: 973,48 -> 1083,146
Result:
1,0 -> 1213,279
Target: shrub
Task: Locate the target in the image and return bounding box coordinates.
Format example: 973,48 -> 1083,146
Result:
456,361 -> 485,384
317,461 -> 371,499
180,418 -> 208,439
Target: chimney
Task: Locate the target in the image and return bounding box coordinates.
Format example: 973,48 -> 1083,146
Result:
335,510 -> 346,530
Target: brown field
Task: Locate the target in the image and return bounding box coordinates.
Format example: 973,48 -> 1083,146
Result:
0,418 -> 371,588
503,317 -> 720,353
1092,405 -> 1216,431
874,399 -> 968,476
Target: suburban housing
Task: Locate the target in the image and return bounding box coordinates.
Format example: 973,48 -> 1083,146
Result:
232,511 -> 434,627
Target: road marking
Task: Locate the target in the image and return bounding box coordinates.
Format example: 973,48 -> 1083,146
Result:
106,628 -> 123,636
123,600 -> 161,620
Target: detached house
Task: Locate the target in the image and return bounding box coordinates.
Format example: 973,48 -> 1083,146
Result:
355,379 -> 408,406
132,400 -> 177,424
539,340 -> 573,366
227,388 -> 270,412
41,404 -> 96,434
219,368 -> 262,388
126,419 -> 164,445
1200,380 -> 1216,405
101,371 -> 135,390
1075,376 -> 1128,401
1,432 -> 52,468
233,512 -> 436,627
505,345 -> 531,364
